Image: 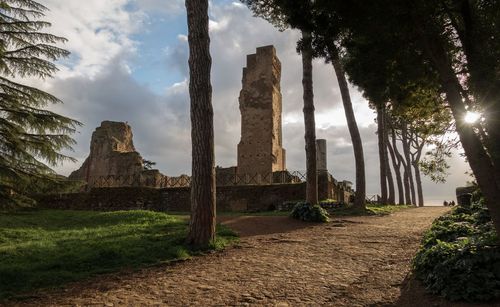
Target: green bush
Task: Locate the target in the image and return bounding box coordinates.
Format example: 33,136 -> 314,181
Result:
413,199 -> 500,302
290,202 -> 329,223
319,199 -> 346,210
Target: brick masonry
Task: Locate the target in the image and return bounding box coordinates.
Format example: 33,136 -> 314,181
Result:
35,183 -> 308,213
237,45 -> 286,175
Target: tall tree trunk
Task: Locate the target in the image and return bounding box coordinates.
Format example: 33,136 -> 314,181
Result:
377,104 -> 387,204
386,156 -> 396,205
387,129 -> 404,204
330,45 -> 366,210
402,166 -> 411,204
401,123 -> 416,205
412,11 -> 500,234
185,0 -> 216,246
301,30 -> 318,205
384,111 -> 395,205
410,135 -> 425,207
413,161 -> 424,207
392,129 -> 411,204
432,61 -> 500,232
454,1 -> 500,167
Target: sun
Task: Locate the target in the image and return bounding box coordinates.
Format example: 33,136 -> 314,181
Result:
464,111 -> 481,124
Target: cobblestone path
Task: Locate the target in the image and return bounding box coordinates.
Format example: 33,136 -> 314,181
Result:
15,207 -> 449,306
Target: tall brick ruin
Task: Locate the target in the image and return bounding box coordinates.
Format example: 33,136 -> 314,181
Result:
237,45 -> 286,175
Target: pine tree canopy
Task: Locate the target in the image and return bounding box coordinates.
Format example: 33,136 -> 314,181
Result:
0,0 -> 81,207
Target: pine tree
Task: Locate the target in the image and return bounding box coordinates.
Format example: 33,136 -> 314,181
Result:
0,0 -> 80,207
185,0 -> 216,246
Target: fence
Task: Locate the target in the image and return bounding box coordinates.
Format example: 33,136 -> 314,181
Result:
86,171 -> 307,189
366,194 -> 379,203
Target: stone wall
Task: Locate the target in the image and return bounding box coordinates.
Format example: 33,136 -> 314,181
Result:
35,187 -> 164,211
36,183 -> 307,213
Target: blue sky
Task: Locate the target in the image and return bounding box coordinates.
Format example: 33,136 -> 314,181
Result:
129,11 -> 186,92
36,0 -> 471,205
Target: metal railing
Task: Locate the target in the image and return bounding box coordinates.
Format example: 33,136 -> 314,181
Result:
86,170 -> 307,189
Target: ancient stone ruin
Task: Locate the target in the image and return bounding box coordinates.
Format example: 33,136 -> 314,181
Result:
316,139 -> 327,173
237,45 -> 286,175
63,45 -> 354,208
69,121 -> 164,188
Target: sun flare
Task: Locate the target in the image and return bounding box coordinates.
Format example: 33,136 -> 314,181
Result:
464,111 -> 481,124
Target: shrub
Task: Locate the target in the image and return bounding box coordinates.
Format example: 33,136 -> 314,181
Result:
290,202 -> 329,223
319,199 -> 346,210
413,199 -> 500,302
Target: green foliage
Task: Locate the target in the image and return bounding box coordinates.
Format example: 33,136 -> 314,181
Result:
25,176 -> 85,195
0,210 -> 238,300
318,199 -> 345,209
0,0 -> 81,207
290,202 -> 329,223
419,144 -> 452,183
413,200 -> 500,302
142,159 -> 156,170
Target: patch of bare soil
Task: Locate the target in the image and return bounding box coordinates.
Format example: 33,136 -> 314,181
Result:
8,207 -> 491,307
218,215 -> 318,237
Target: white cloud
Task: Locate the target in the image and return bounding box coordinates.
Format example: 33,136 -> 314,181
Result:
177,34 -> 188,42
40,0 -> 141,78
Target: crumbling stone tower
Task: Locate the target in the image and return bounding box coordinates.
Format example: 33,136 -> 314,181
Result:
237,45 -> 286,175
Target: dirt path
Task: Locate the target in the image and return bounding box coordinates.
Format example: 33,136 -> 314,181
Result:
13,207 -> 450,306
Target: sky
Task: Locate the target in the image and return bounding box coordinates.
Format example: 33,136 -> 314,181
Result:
36,0 -> 471,205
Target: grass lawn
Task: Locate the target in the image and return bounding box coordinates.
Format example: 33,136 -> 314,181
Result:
0,209 -> 238,300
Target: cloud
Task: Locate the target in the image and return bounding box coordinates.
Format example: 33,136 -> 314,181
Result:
164,36 -> 189,77
42,0 -> 141,78
48,57 -> 191,176
39,0 -> 468,206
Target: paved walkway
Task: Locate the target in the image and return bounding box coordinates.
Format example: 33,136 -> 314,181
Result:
16,207 -> 449,306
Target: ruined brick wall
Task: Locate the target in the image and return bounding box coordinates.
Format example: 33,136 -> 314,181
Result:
35,187 -> 163,211
35,183 -> 307,213
237,46 -> 286,175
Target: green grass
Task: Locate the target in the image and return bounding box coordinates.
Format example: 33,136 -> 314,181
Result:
329,203 -> 413,216
0,209 -> 238,300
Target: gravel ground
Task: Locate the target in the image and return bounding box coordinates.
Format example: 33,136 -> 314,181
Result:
7,207 -> 460,307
